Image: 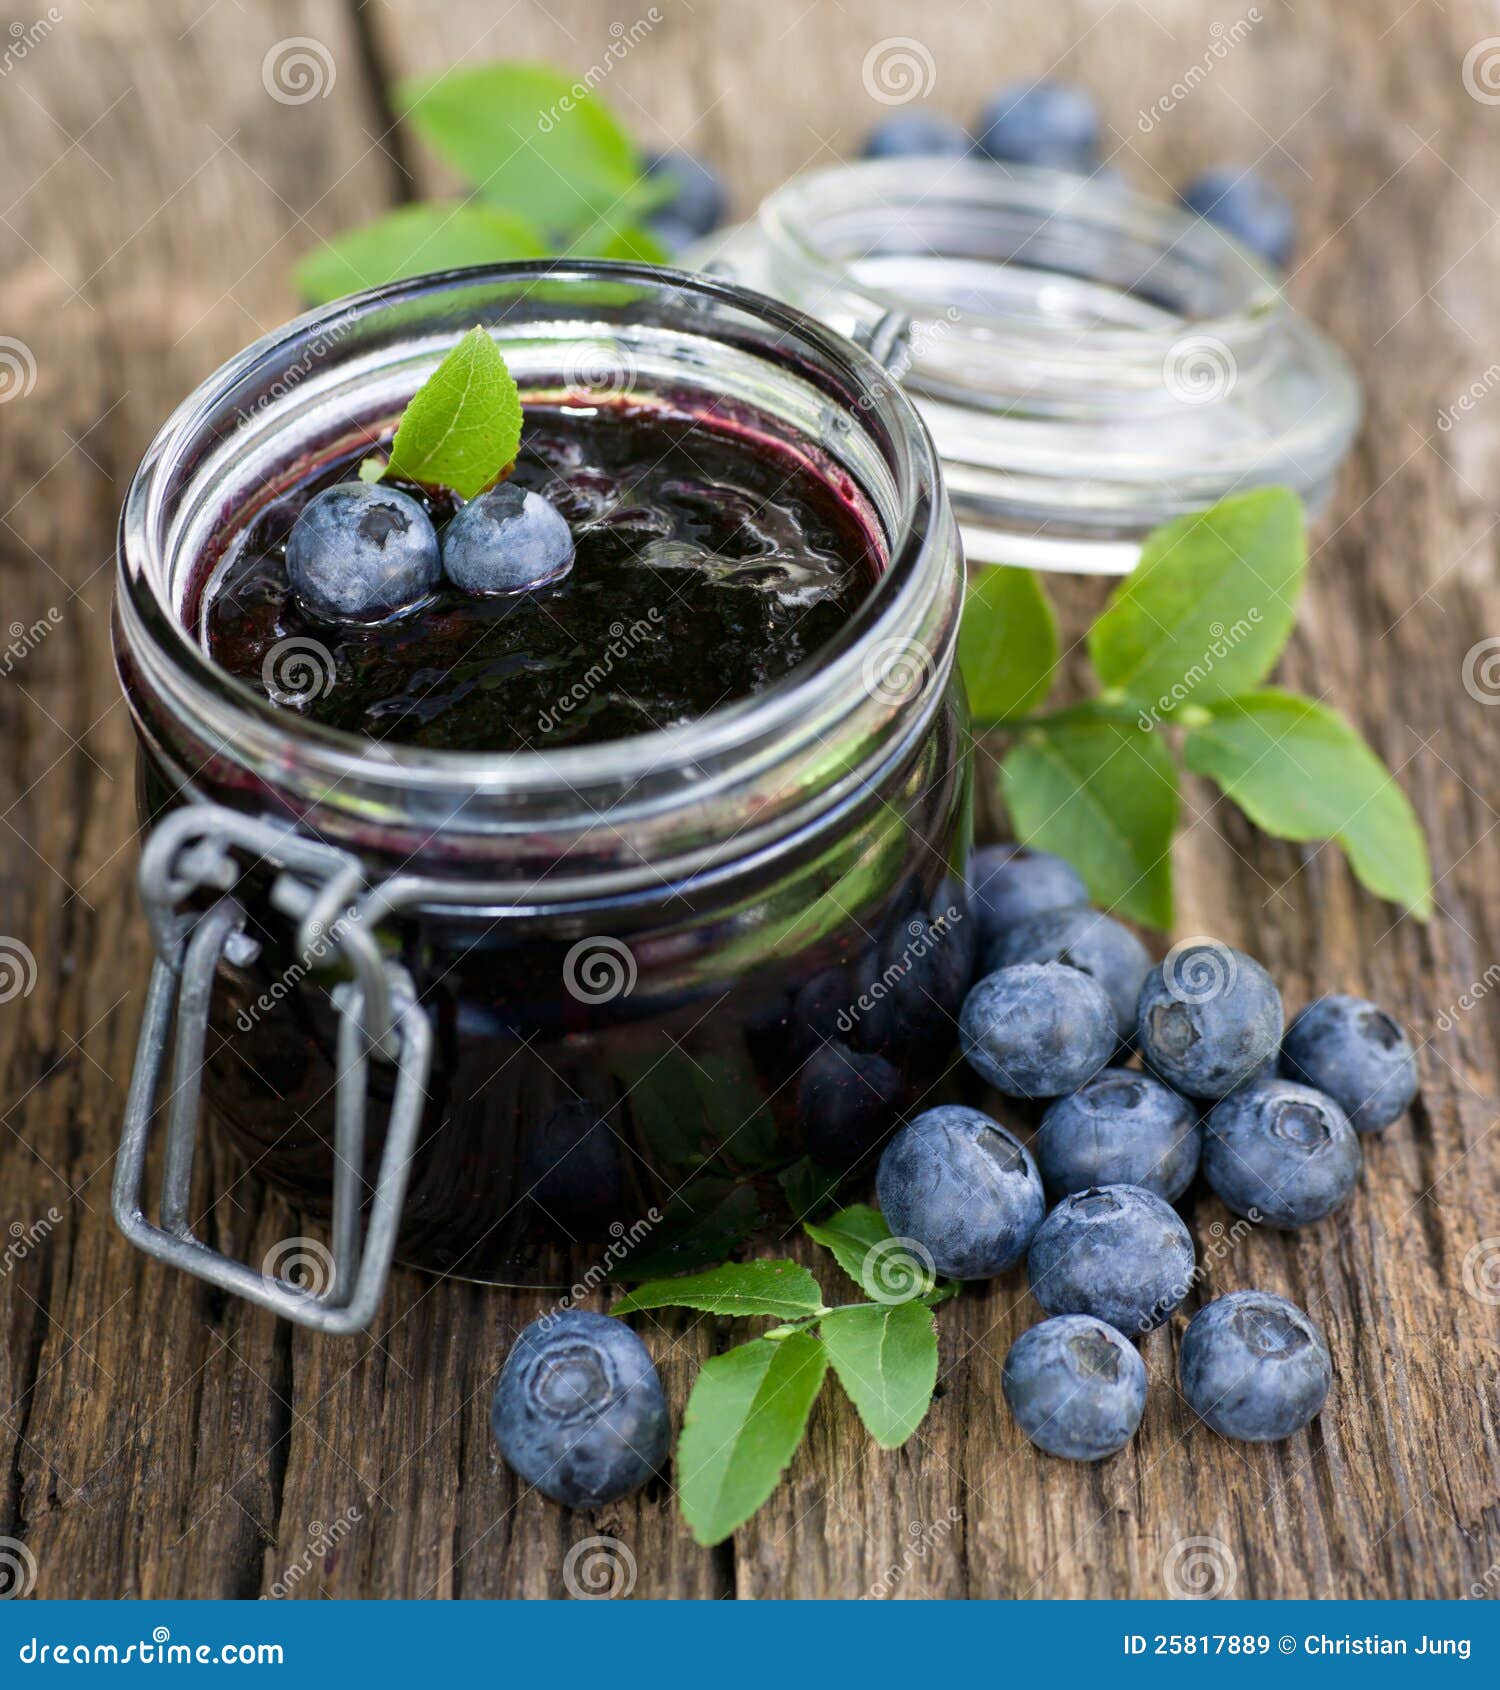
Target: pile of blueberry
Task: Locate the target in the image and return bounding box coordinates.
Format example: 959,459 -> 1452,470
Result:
285,478 -> 574,623
876,844 -> 1417,1459
861,79 -> 1295,270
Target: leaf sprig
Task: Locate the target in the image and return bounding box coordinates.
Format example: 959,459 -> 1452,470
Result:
961,488 -> 1433,927
613,1205 -> 958,1547
295,62 -> 672,304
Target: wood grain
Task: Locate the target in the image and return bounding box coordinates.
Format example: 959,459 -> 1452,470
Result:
0,0 -> 1496,1601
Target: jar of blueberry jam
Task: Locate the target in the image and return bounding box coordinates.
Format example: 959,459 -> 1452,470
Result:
112,263 -> 970,1332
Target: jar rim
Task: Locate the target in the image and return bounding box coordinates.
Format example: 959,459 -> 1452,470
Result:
116,260 -> 961,860
756,158 -> 1288,353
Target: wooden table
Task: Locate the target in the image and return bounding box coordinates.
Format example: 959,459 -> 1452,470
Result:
1,0 -> 1497,1601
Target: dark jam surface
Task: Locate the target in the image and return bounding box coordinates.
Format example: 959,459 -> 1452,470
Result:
203,400 -> 885,753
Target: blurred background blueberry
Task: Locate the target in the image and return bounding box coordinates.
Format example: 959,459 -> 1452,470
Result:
974,80 -> 1100,171
862,105 -> 972,159
645,149 -> 726,241
1179,166 -> 1295,268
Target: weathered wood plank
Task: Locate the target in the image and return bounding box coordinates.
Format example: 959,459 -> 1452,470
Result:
0,0 -> 1495,1602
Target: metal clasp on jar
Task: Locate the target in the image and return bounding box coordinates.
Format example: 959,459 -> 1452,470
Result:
113,803 -> 433,1334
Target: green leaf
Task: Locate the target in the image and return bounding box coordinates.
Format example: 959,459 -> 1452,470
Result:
563,218 -> 672,265
398,62 -> 656,239
1000,707 -> 1178,928
612,1260 -> 827,1321
778,1160 -> 845,1225
1183,690 -> 1433,918
803,1204 -> 892,1292
677,1332 -> 828,1546
380,326 -> 522,500
607,1179 -> 762,1281
293,203 -> 548,305
1088,488 -> 1307,719
820,1302 -> 938,1449
959,564 -> 1057,725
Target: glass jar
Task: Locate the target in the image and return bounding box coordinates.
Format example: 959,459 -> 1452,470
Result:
112,262 -> 971,1333
702,159 -> 1362,573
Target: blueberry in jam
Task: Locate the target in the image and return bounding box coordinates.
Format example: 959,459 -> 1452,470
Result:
285,481 -> 441,622
205,400 -> 882,753
441,483 -> 575,595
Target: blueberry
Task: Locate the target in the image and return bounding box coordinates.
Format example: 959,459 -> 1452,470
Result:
1035,1069 -> 1201,1201
644,215 -> 701,256
1281,994 -> 1417,1134
1136,942 -> 1283,1098
442,485 -> 575,595
285,482 -> 440,622
960,962 -> 1115,1098
862,107 -> 972,159
521,1100 -> 623,1233
1027,1184 -> 1196,1334
875,1104 -> 1045,1279
1002,1314 -> 1147,1460
491,1311 -> 669,1509
969,845 -> 1088,954
645,150 -> 726,238
1203,1078 -> 1361,1228
989,905 -> 1150,1048
798,1041 -> 902,1169
1179,167 -> 1295,269
974,81 -> 1100,172
1179,1290 -> 1330,1441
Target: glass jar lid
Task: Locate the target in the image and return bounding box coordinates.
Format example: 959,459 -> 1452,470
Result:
698,159 -> 1362,574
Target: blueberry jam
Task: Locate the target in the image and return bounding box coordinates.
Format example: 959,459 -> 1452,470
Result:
204,400 -> 884,752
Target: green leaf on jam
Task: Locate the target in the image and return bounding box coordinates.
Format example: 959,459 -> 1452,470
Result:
612,1260 -> 827,1321
959,563 -> 1058,726
397,62 -> 671,241
677,1332 -> 828,1547
293,203 -> 549,306
1184,690 -> 1433,918
375,326 -> 523,501
820,1301 -> 938,1450
1000,704 -> 1179,929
